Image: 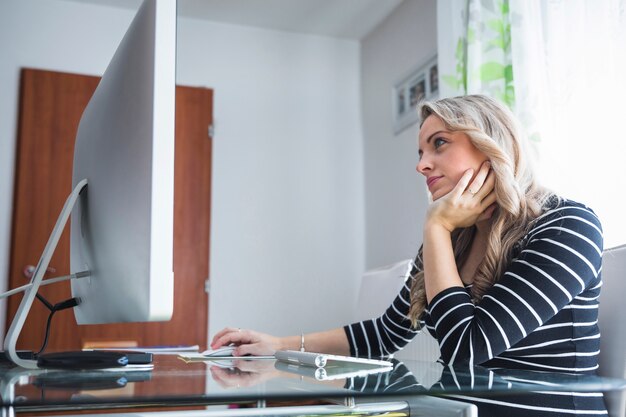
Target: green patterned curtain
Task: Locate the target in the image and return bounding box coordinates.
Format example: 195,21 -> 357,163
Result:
439,0 -> 515,108
437,0 -> 626,247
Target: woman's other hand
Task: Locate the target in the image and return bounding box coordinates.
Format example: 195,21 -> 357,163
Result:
426,161 -> 497,232
210,327 -> 281,356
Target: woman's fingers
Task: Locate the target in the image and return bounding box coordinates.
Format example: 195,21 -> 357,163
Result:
211,328 -> 251,349
452,161 -> 493,203
466,161 -> 492,198
211,328 -> 278,356
211,327 -> 240,346
476,171 -> 496,204
452,168 -> 475,198
235,341 -> 275,356
428,160 -> 497,231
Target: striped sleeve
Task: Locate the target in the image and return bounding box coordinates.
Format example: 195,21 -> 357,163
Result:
427,202 -> 603,366
344,262 -> 421,358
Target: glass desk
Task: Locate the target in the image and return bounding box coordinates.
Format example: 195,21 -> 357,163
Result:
1,355 -> 625,417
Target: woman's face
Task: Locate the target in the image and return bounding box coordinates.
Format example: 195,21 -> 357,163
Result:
417,115 -> 488,201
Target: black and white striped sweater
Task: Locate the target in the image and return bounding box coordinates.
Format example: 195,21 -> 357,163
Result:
345,198 -> 604,373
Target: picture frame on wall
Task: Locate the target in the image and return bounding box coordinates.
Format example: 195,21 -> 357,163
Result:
393,54 -> 438,135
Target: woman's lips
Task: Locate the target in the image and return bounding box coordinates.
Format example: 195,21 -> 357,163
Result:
426,176 -> 443,191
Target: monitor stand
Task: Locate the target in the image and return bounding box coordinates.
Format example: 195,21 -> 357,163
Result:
4,179 -> 89,369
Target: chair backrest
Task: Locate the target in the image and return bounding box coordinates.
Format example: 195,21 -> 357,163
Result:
354,259 -> 412,323
598,244 -> 626,417
355,259 -> 440,362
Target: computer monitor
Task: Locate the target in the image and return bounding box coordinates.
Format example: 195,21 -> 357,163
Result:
70,0 -> 175,325
3,0 -> 176,368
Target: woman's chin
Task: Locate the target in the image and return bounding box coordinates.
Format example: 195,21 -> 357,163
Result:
430,190 -> 444,201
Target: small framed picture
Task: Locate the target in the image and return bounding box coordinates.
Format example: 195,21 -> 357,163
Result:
429,61 -> 439,96
393,54 -> 438,135
408,76 -> 426,110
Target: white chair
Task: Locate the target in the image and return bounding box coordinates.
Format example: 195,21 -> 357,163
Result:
355,260 -> 476,416
355,259 -> 440,363
598,244 -> 626,417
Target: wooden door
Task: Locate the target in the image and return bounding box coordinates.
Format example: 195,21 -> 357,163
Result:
6,68 -> 212,352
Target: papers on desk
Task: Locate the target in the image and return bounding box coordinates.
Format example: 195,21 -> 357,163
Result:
90,345 -> 200,355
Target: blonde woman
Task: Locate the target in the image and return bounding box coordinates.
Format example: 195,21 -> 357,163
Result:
211,95 -> 603,374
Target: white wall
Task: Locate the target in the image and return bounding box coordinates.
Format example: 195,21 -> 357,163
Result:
0,0 -> 364,342
361,0 -> 436,269
177,20 -> 365,337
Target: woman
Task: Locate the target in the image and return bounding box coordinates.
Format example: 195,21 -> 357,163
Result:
211,95 -> 603,373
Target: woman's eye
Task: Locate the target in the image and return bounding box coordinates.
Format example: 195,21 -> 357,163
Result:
433,138 -> 447,149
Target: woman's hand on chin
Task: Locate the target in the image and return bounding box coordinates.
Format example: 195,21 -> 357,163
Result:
426,161 -> 497,232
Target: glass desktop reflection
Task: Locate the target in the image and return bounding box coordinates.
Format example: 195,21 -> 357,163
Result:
2,355 -> 625,416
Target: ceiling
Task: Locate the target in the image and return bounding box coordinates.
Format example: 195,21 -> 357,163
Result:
67,0 -> 405,40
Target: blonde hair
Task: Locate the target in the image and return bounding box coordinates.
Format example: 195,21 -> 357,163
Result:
409,94 -> 555,327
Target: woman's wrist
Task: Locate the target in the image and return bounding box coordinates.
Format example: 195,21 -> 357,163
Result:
278,335 -> 300,351
424,219 -> 453,235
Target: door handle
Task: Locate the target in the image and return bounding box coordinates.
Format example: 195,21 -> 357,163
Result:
23,265 -> 56,279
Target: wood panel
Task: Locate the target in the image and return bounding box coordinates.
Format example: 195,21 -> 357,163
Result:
6,68 -> 212,354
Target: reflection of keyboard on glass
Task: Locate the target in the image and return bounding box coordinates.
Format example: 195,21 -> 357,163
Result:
274,350 -> 393,368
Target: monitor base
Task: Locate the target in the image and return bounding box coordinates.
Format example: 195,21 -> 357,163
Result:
37,351 -> 128,370
3,179 -> 89,369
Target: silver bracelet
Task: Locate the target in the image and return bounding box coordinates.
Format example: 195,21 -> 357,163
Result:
300,332 -> 305,352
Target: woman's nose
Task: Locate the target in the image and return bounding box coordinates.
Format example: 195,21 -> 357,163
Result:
416,157 -> 431,175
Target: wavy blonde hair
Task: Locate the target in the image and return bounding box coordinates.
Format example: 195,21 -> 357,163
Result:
409,94 -> 555,327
